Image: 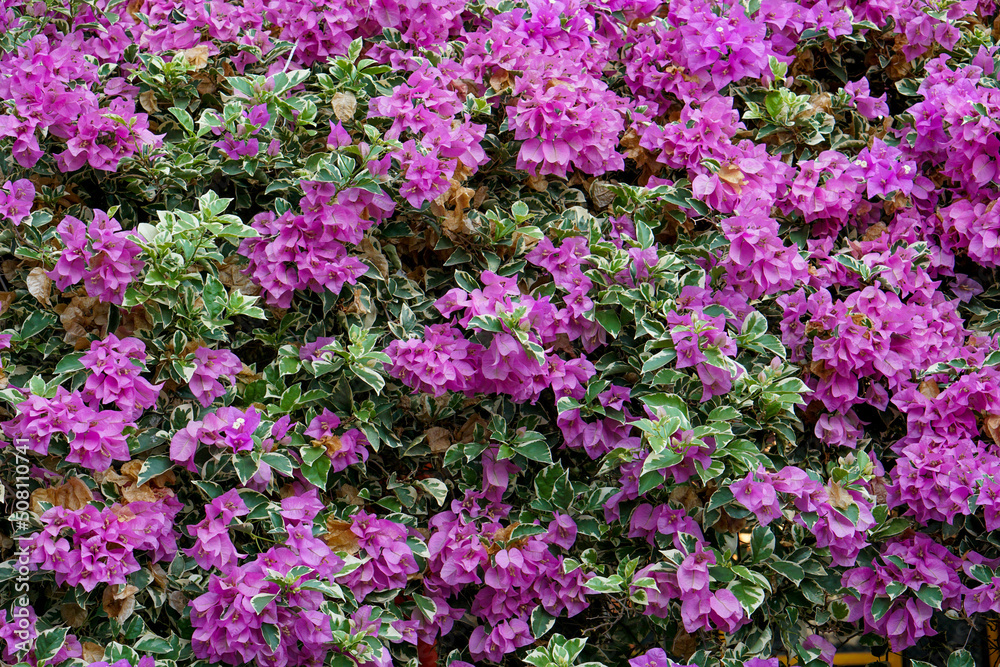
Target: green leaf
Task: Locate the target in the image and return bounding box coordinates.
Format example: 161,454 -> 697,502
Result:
169,106 -> 194,133
767,561 -> 804,584
20,311 -> 57,339
261,624 -> 281,651
948,650 -> 975,667
351,364 -> 385,394
251,593 -> 277,614
301,445 -> 327,465
729,581 -> 766,614
914,585 -> 943,610
639,393 -> 690,428
707,405 -> 741,421
234,454 -> 260,485
104,642 -> 140,664
54,353 -> 85,374
135,456 -> 174,486
133,634 -> 173,654
871,517 -> 910,539
764,91 -> 783,118
885,582 -> 906,600
512,433 -> 553,464
260,452 -> 295,477
741,311 -> 768,339
642,350 -> 677,374
637,470 -> 665,495
584,575 -> 624,593
799,579 -> 826,605
749,525 -> 775,563
415,478 -> 448,506
534,465 -> 565,500
511,523 -> 548,541
34,627 -> 69,665
301,455 -> 331,489
596,310 -> 621,338
530,606 -> 556,639
870,597 -> 891,621
412,593 -> 437,621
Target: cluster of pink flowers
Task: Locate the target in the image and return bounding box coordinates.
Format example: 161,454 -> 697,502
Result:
2,387 -> 131,471
741,465 -> 877,566
11,0 -> 1000,662
240,183 -> 394,307
667,307 -> 740,401
636,543 -> 747,634
624,0 -> 786,113
189,491 -> 344,667
0,24 -> 160,171
80,334 -> 162,418
0,178 -> 34,225
48,210 -> 145,304
189,347 -> 243,407
185,489 -> 249,571
303,409 -> 369,472
0,606 -> 86,665
369,64 -> 488,207
25,496 -> 180,591
1,335 -> 162,470
213,104 -> 280,161
170,406 -> 272,472
842,533 -> 970,651
386,261 -> 601,405
890,367 -> 1000,524
422,507 -> 590,663
339,510 -> 419,602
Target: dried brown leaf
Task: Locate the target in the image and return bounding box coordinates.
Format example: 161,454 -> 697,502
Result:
82,642 -> 104,663
59,295 -> 109,345
983,414 -> 1000,445
863,222 -> 888,242
149,563 -> 169,590
668,485 -> 702,511
360,238 -> 389,279
336,484 -> 364,507
718,163 -> 747,192
827,481 -> 853,509
313,435 -> 343,457
439,181 -> 477,236
60,604 -> 88,628
115,304 -> 154,337
323,518 -> 361,555
180,44 -> 209,70
30,476 -> 94,514
489,68 -> 513,92
168,591 -> 188,614
456,414 -> 489,443
0,291 -> 14,316
425,427 -> 452,454
526,174 -> 549,192
918,379 -> 940,399
332,92 -> 357,122
102,583 -> 139,624
589,180 -> 614,210
672,631 -> 698,662
3,260 -> 20,284
138,90 -> 159,114
193,73 -> 217,96
809,359 -> 834,381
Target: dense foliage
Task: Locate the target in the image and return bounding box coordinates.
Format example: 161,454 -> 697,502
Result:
2,1 -> 1000,667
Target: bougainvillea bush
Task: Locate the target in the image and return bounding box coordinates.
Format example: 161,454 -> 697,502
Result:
4,0 -> 1000,666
